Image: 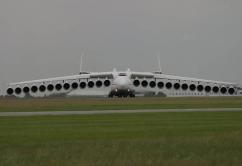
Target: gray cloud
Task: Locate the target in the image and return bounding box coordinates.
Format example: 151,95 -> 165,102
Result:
1,0 -> 242,93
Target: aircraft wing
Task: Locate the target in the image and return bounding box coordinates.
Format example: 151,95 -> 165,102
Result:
7,72 -> 114,97
129,71 -> 236,85
129,72 -> 239,97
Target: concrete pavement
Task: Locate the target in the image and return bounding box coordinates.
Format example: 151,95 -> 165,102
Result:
0,108 -> 242,117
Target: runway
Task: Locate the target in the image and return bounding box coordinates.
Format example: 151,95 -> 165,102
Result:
0,108 -> 242,117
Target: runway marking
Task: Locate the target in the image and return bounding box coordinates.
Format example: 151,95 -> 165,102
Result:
0,108 -> 242,117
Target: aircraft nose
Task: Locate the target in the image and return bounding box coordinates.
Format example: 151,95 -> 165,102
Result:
118,78 -> 130,87
119,80 -> 127,86
114,77 -> 131,89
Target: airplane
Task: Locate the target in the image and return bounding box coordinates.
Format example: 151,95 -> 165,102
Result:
5,66 -> 242,98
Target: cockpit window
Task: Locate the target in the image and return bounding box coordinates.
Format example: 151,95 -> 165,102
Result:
119,73 -> 127,76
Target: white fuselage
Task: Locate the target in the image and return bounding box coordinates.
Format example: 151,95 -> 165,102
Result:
110,73 -> 134,97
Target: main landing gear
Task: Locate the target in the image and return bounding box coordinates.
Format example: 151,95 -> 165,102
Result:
108,94 -> 135,98
108,93 -> 135,98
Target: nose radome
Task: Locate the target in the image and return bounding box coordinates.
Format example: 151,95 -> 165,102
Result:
119,78 -> 130,86
114,77 -> 129,87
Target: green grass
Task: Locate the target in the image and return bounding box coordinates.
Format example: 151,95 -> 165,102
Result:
0,96 -> 242,112
0,111 -> 242,166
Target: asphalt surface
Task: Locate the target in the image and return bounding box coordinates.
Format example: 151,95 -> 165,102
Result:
0,108 -> 242,117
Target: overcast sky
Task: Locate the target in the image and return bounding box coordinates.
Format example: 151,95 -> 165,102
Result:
1,0 -> 242,92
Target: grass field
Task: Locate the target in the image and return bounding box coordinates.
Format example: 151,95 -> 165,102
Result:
1,97 -> 242,165
0,111 -> 242,166
0,96 -> 242,112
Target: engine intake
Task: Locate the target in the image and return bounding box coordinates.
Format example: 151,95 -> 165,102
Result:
220,87 -> 227,94
64,83 -> 70,90
47,84 -> 54,91
15,87 -> 22,94
39,85 -> 46,92
189,84 -> 196,91
141,80 -> 148,87
31,86 -> 38,93
55,84 -> 62,91
88,81 -> 94,88
205,86 -> 211,93
80,82 -> 86,89
197,85 -> 204,92
7,88 -> 14,95
213,86 -> 219,93
96,80 -> 102,88
158,82 -> 164,89
104,80 -> 111,87
23,87 -> 30,93
174,83 -> 180,90
228,87 -> 235,95
72,82 -> 78,89
133,80 -> 140,87
182,84 -> 188,90
149,81 -> 156,88
166,82 -> 172,89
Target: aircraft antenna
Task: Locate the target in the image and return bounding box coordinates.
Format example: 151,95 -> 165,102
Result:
157,55 -> 162,73
80,52 -> 84,73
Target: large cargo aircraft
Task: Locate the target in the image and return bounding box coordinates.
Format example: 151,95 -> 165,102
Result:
6,67 -> 241,98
